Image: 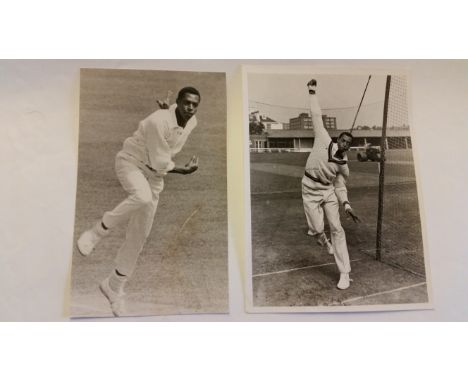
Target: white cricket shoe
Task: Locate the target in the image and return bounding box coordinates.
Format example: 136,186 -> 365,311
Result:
99,277 -> 126,317
77,221 -> 108,256
337,273 -> 352,290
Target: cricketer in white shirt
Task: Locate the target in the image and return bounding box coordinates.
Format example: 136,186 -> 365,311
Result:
301,79 -> 360,290
77,87 -> 200,316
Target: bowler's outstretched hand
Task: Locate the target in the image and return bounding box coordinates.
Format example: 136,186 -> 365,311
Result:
345,206 -> 361,223
156,100 -> 170,109
184,155 -> 199,174
156,90 -> 173,109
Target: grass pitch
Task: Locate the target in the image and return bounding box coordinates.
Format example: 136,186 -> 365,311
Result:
250,150 -> 428,308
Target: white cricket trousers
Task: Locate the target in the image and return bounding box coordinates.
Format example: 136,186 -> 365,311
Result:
102,153 -> 164,277
302,182 -> 351,274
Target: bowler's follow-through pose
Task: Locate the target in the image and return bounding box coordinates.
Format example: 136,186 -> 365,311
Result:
302,79 -> 360,290
77,87 -> 201,316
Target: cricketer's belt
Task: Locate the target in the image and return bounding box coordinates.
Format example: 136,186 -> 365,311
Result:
304,171 -> 330,186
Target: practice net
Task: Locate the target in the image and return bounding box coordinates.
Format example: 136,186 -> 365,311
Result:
375,75 -> 426,277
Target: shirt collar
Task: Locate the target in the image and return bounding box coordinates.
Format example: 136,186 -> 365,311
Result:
169,103 -> 197,132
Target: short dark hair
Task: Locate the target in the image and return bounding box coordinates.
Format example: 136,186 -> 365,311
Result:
338,131 -> 353,141
177,86 -> 201,102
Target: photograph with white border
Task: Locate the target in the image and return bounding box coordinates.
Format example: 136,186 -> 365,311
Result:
242,65 -> 432,313
71,68 -> 228,318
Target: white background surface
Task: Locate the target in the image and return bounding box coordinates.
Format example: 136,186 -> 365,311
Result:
0,59 -> 467,321
0,1 -> 467,381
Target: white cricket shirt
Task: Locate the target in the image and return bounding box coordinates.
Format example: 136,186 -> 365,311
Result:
120,104 -> 197,175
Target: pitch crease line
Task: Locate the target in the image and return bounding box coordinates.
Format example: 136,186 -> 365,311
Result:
341,282 -> 427,304
253,258 -> 363,278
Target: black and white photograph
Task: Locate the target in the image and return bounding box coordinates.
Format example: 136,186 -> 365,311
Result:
71,68 -> 228,318
243,66 -> 432,312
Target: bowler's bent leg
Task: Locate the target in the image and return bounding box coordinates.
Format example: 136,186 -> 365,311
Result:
77,156 -> 151,257
102,155 -> 154,230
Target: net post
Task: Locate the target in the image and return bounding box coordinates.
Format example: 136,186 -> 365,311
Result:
350,75 -> 372,132
376,75 -> 392,261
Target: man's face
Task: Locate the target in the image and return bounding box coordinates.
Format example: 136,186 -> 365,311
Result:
176,93 -> 200,122
337,135 -> 352,152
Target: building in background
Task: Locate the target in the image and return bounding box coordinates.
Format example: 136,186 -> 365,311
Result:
323,115 -> 337,129
289,113 -> 337,130
250,127 -> 412,152
249,111 -> 283,131
289,112 -> 311,129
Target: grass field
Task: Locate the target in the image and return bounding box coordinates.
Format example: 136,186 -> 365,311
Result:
70,69 -> 227,318
250,150 -> 428,308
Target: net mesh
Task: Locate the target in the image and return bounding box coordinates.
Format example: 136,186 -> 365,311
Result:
376,76 -> 426,276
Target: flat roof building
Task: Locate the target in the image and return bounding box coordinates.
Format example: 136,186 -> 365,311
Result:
250,127 -> 412,152
289,113 -> 337,130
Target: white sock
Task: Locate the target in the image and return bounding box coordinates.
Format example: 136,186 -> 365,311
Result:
94,221 -> 109,236
109,269 -> 127,294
